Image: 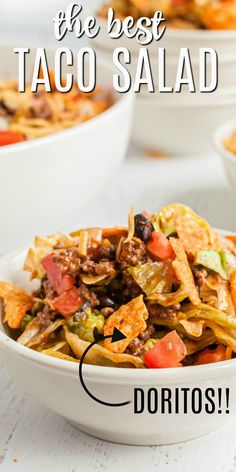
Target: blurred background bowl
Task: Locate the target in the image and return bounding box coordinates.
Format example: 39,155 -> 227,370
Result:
91,10 -> 236,155
94,16 -> 236,56
0,43 -> 134,253
133,89 -> 236,155
214,119 -> 236,187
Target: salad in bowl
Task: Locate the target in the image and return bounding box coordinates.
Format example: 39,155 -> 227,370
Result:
97,0 -> 236,30
1,203 -> 236,370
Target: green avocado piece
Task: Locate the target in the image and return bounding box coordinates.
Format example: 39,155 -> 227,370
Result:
194,250 -> 227,280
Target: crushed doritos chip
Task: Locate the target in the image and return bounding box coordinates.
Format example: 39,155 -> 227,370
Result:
170,237 -> 201,305
0,282 -> 34,329
104,295 -> 148,353
175,213 -> 211,257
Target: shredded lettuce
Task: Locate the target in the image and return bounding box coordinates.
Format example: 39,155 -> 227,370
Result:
129,261 -> 174,296
195,250 -> 227,279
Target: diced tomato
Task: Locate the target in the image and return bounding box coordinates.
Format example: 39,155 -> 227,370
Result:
52,287 -> 84,318
144,331 -> 187,369
194,345 -> 226,365
146,232 -> 175,261
0,130 -> 25,146
142,210 -> 149,218
42,254 -> 74,295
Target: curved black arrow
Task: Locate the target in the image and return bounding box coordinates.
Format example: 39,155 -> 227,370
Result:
79,328 -> 131,407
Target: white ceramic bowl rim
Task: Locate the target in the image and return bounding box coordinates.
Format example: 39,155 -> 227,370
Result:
137,89 -> 236,107
0,89 -> 133,155
1,236 -> 236,383
0,42 -> 133,156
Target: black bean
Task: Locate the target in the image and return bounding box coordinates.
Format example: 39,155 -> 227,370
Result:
134,214 -> 154,242
98,294 -> 116,309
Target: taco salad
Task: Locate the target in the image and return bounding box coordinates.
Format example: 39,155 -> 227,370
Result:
1,203 -> 236,369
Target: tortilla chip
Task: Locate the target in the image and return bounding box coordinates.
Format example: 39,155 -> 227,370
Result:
0,282 -> 34,329
175,213 -> 211,257
104,295 -> 148,353
179,319 -> 205,338
24,233 -> 79,279
170,238 -> 200,305
70,228 -> 103,244
124,207 -> 135,243
64,327 -> 143,368
183,332 -> 216,355
102,227 -> 128,238
206,321 -> 236,353
78,230 -> 89,256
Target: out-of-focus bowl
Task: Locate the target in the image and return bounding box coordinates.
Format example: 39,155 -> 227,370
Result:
93,42 -> 236,91
0,44 -> 134,253
214,119 -> 236,187
94,16 -> 236,56
0,243 -> 236,446
133,91 -> 236,155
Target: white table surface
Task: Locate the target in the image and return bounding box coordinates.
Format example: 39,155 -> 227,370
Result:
1,147 -> 236,472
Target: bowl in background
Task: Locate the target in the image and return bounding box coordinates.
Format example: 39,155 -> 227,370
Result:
0,43 -> 134,253
0,243 -> 235,446
214,119 -> 236,187
133,90 -> 236,155
94,16 -> 236,57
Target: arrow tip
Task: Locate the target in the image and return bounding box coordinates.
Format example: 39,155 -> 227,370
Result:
111,327 -> 127,343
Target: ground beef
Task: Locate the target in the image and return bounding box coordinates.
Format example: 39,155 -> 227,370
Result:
30,93 -> 52,120
193,268 -> 208,287
139,325 -> 155,342
79,283 -> 99,307
121,271 -> 142,300
80,259 -> 115,276
36,305 -> 57,328
147,303 -> 181,323
117,238 -> 148,270
126,338 -> 144,357
54,249 -> 81,276
42,278 -> 57,300
100,307 -> 114,317
98,242 -> 116,260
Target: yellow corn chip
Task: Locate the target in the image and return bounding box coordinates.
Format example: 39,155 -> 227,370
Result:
179,319 -> 205,338
170,238 -> 201,305
0,282 -> 34,329
104,295 -> 148,353
175,213 -> 211,257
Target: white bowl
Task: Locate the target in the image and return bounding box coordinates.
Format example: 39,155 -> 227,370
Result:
93,42 -> 236,92
94,16 -> 236,56
133,91 -> 236,155
0,44 -> 134,253
0,244 -> 236,446
214,119 -> 236,187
